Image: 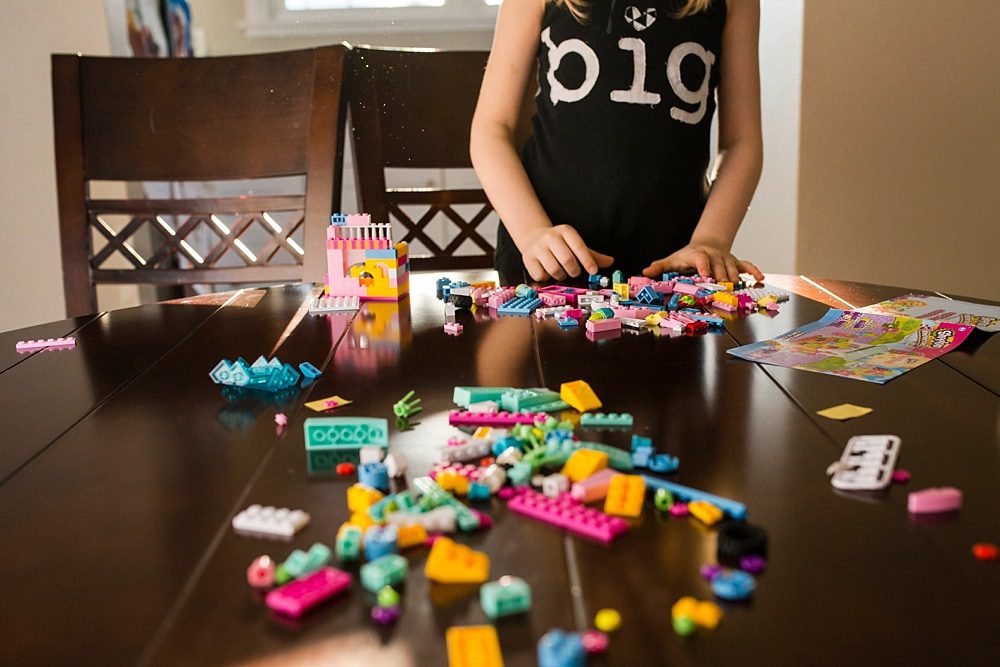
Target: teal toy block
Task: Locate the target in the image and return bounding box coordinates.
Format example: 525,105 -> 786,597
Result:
580,412 -> 634,428
394,491 -> 417,512
283,543 -> 331,579
304,417 -> 388,456
299,362 -> 323,379
529,438 -> 633,471
480,576 -> 532,619
282,549 -> 309,578
453,386 -> 514,408
368,494 -> 398,522
498,296 -> 542,315
500,388 -> 567,413
336,525 -> 362,561
306,447 -> 361,472
360,554 -> 408,592
508,461 -> 534,486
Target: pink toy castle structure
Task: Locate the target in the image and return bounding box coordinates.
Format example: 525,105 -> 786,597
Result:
325,213 -> 410,301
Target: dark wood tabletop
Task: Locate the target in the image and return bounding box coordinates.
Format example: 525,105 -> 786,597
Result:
1,274 -> 997,666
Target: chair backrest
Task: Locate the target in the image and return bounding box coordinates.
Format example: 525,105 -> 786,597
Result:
52,46 -> 348,317
348,46 -> 534,272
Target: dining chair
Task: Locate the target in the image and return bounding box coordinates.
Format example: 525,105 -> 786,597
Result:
348,46 -> 534,272
51,45 -> 348,317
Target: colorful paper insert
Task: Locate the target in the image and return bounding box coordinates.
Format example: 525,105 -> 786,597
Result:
305,395 -> 353,412
727,308 -> 974,384
816,403 -> 873,421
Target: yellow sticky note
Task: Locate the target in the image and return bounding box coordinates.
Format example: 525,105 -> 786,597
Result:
816,403 -> 873,421
305,395 -> 353,412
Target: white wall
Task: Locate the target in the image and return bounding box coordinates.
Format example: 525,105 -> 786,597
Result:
0,1 -> 136,331
730,0 -> 802,275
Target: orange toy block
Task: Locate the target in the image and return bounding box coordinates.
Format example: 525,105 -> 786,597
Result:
561,448 -> 609,483
688,500 -> 723,526
604,474 -> 646,518
560,380 -> 602,413
446,625 -> 504,667
347,483 -> 384,514
425,536 -> 490,584
397,523 -> 428,549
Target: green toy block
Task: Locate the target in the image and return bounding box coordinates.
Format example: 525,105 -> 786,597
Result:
377,586 -> 401,608
360,554 -> 408,592
508,461 -> 534,486
580,412 -> 634,428
500,388 -> 562,413
282,549 -> 310,578
368,494 -> 398,522
453,387 -> 513,408
411,477 -> 480,531
336,526 -> 362,561
274,564 -> 291,586
304,417 -> 389,449
531,438 -> 633,471
480,576 -> 532,619
395,491 -> 417,512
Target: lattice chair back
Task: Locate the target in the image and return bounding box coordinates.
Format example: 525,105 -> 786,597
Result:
52,46 -> 348,317
348,46 -> 534,272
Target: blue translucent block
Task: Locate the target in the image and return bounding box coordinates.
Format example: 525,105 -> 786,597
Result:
648,453 -> 680,474
359,462 -> 390,492
611,270 -> 624,285
557,316 -> 579,329
663,271 -> 680,280
631,435 -> 653,452
331,213 -> 348,225
668,294 -> 681,311
298,362 -> 323,379
632,446 -> 653,468
467,482 -> 491,501
364,525 -> 399,561
538,629 -> 585,667
712,570 -> 756,600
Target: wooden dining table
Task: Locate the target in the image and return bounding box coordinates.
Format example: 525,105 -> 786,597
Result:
1,273 -> 997,666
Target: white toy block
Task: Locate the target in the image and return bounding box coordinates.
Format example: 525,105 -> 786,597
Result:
438,439 -> 492,464
542,474 -> 570,498
359,446 -> 384,465
385,452 -> 407,478
309,295 -> 361,314
232,504 -> 310,539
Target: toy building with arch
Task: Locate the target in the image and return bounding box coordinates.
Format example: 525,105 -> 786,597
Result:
325,213 -> 410,301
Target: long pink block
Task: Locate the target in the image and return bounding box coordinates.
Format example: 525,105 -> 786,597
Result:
507,488 -> 628,544
652,280 -> 675,293
265,566 -> 352,617
539,292 -> 567,306
448,410 -> 541,427
672,282 -> 700,296
908,487 -> 962,514
16,337 -> 76,353
571,468 -> 619,503
586,318 -> 622,333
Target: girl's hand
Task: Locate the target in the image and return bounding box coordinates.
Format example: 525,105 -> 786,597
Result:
520,225 -> 614,282
641,242 -> 763,284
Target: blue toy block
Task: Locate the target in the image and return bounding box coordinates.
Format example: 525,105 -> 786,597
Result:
493,436 -> 523,456
587,274 -> 602,287
648,453 -> 680,473
364,525 -> 399,561
611,270 -> 624,285
498,296 -> 542,315
663,271 -> 680,280
632,446 -> 653,468
637,286 -> 662,305
298,362 -> 323,379
331,213 -> 347,225
538,629 -> 585,667
557,316 -> 579,328
360,554 -> 408,592
480,576 -> 532,619
467,482 -> 491,501
668,294 -> 681,311
304,417 -> 389,449
631,434 -> 652,452
711,570 -> 756,600
641,475 -> 747,520
359,462 -> 390,492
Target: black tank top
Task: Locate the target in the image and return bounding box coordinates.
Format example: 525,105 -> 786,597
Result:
495,0 -> 727,282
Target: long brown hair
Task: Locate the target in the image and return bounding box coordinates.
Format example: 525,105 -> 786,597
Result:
555,0 -> 712,22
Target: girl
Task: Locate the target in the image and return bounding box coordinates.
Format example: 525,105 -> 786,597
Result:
471,0 -> 765,286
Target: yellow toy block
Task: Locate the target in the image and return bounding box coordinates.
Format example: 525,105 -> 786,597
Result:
693,600 -> 724,629
437,471 -> 460,492
604,474 -> 645,518
452,475 -> 470,497
613,283 -> 629,299
472,426 -> 493,440
446,625 -> 504,667
425,536 -> 490,584
718,281 -> 734,292
560,380 -> 602,413
348,511 -> 376,531
347,483 -> 384,514
713,292 -> 738,307
397,523 -> 428,549
672,596 -> 699,621
688,500 -> 723,526
561,449 -> 609,483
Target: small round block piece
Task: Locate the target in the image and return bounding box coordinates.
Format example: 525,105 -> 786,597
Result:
594,608 -> 621,633
246,555 -> 275,588
581,630 -> 609,654
336,462 -> 356,476
891,469 -> 912,484
654,487 -> 674,512
711,570 -> 756,601
377,586 -> 401,608
669,502 -> 690,517
371,605 -> 402,625
972,542 -> 998,562
672,615 -> 697,637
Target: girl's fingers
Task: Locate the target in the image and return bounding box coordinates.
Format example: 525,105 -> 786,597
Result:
561,229 -> 599,275
737,259 -> 764,282
538,248 -> 567,281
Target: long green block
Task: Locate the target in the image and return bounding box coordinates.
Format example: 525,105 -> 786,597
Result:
453,387 -> 513,408
304,417 -> 388,449
531,438 -> 633,471
580,412 -> 634,428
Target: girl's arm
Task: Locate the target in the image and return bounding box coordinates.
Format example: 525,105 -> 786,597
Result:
643,0 -> 765,283
471,0 -> 613,281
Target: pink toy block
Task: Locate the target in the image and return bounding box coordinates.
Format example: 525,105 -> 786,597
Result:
907,487 -> 962,514
430,462 -> 482,482
565,308 -> 584,320
444,322 -> 464,336
16,337 -> 76,353
586,318 -> 622,334
652,280 -> 675,293
507,488 -> 628,544
672,282 -> 700,296
448,410 -> 541,427
659,317 -> 685,331
570,468 -> 619,503
265,566 -> 352,617
487,288 -> 517,309
539,292 -> 567,307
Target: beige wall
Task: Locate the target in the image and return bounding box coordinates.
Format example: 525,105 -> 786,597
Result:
798,0 -> 1000,301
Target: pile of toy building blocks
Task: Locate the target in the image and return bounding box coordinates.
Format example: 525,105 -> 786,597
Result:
235,381 -> 769,666
437,270 -> 790,337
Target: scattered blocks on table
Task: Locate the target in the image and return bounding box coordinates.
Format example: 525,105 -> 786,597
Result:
560,380 -> 602,413
604,474 -> 646,518
580,412 -> 633,428
480,576 -> 532,619
561,449 -> 609,483
15,337 -> 77,353
446,625 -> 504,667
232,504 -> 310,539
360,554 -> 408,592
265,566 -> 352,618
425,536 -> 490,584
